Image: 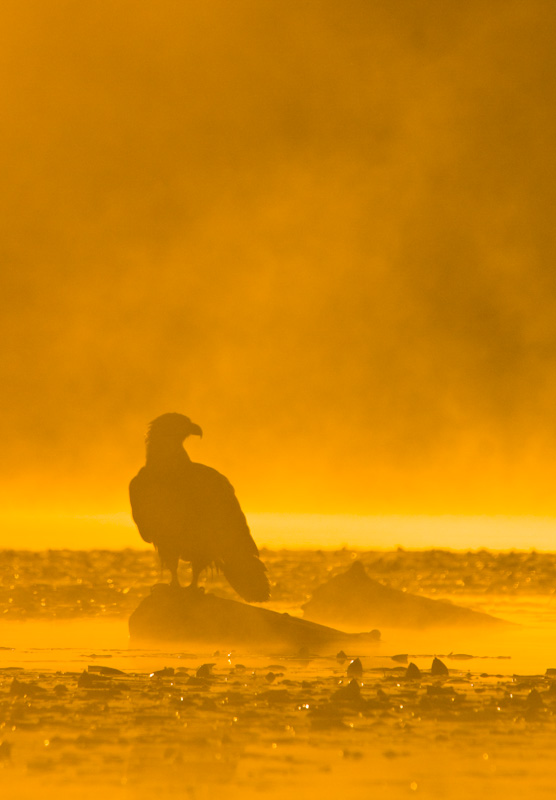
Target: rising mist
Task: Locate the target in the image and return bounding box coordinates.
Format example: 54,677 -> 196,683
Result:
1,0 -> 555,524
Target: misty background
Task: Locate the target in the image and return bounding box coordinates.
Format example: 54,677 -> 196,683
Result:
1,0 -> 556,532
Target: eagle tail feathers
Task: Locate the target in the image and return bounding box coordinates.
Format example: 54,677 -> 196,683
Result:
220,555 -> 270,603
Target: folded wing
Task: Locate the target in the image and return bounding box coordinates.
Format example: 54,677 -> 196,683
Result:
129,462 -> 270,602
188,464 -> 270,602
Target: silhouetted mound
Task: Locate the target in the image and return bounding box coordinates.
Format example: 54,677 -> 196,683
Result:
129,584 -> 381,654
302,561 -> 510,630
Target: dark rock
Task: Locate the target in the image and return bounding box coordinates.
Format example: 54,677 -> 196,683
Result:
431,658 -> 449,676
336,651 -> 347,662
405,662 -> 422,680
151,667 -> 174,678
302,561 -> 510,630
196,664 -> 215,678
347,658 -> 363,678
332,679 -> 362,705
88,665 -> 127,676
77,671 -> 106,688
526,689 -> 544,709
129,585 -> 381,654
10,679 -> 46,697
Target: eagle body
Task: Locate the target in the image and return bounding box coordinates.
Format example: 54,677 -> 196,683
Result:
129,414 -> 270,603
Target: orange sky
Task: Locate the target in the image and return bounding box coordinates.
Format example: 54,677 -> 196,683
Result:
1,1 -> 556,545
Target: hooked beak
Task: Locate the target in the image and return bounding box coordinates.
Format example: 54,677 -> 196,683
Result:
189,421 -> 203,438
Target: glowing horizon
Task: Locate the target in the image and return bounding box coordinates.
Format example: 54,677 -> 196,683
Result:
2,509 -> 556,552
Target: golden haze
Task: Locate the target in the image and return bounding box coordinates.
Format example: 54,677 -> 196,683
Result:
1,1 -> 555,546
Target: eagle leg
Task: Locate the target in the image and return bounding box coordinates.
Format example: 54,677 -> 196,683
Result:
169,564 -> 181,589
188,562 -> 202,591
162,552 -> 181,589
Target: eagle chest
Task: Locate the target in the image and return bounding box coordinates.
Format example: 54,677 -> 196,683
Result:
139,471 -> 213,555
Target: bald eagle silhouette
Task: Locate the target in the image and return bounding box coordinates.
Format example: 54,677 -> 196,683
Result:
129,413 -> 270,602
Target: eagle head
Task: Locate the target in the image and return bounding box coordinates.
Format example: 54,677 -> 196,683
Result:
146,413 -> 203,444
